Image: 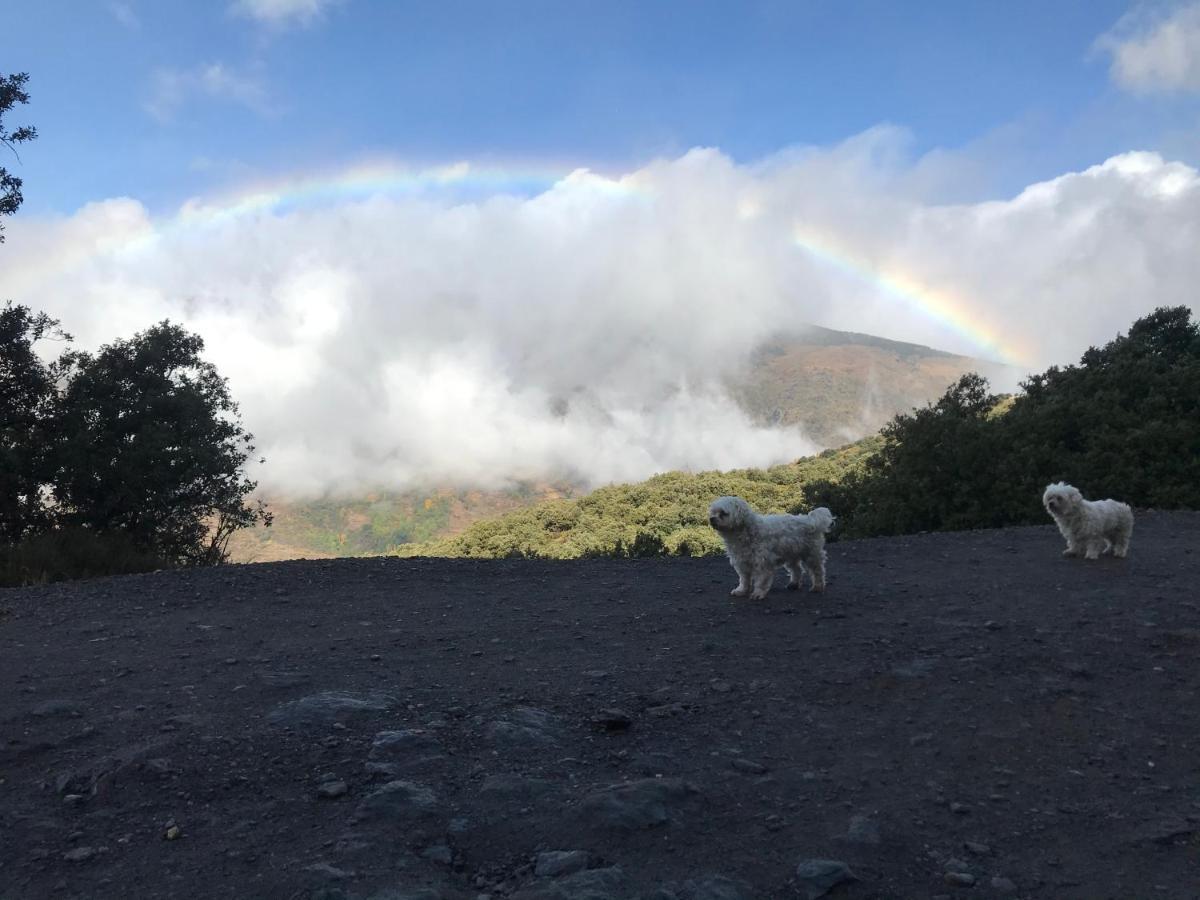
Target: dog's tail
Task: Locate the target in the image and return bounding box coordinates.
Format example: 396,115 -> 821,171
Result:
805,506 -> 835,533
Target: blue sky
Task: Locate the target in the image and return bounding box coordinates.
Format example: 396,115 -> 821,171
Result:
7,0 -> 1197,213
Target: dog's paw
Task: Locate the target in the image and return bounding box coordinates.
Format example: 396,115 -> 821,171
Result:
1114,548 -> 1128,558
1062,548 -> 1079,558
730,588 -> 749,597
809,584 -> 825,593
749,591 -> 768,600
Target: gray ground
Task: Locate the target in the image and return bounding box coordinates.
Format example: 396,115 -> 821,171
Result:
2,512 -> 1198,899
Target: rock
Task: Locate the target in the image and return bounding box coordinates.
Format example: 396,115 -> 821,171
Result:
317,780 -> 349,799
846,814 -> 881,845
479,775 -> 560,806
63,846 -> 99,862
268,691 -> 397,728
486,707 -> 561,747
1134,815 -> 1197,845
367,729 -> 445,774
991,876 -> 1018,894
306,862 -> 355,880
534,850 -> 589,878
591,709 -> 633,732
963,840 -> 991,855
681,874 -> 755,900
165,825 -> 181,840
944,858 -> 970,874
32,699 -> 82,718
949,802 -> 971,815
943,872 -> 976,887
421,844 -> 453,865
579,778 -> 699,831
511,866 -> 627,900
794,859 -> 857,900
730,759 -> 768,775
355,780 -> 439,824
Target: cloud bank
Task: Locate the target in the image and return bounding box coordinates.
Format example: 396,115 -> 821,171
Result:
1099,2 -> 1200,94
2,134 -> 1197,496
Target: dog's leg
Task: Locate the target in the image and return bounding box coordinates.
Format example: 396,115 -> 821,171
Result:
730,561 -> 750,597
1084,540 -> 1102,560
749,567 -> 774,600
784,561 -> 803,591
802,547 -> 826,592
1062,535 -> 1081,558
1112,527 -> 1131,559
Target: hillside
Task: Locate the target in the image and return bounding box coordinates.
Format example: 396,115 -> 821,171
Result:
3,512 -> 1197,898
396,438 -> 880,559
230,326 -> 997,563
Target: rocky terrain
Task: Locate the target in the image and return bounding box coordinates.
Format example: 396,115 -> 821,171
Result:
2,512 -> 1198,899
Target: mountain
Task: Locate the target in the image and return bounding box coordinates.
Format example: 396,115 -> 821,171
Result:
228,326 -> 1011,563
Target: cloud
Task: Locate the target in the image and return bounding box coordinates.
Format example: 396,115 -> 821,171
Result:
108,2 -> 140,29
229,0 -> 342,28
145,63 -> 274,122
1098,2 -> 1200,93
2,137 -> 1197,497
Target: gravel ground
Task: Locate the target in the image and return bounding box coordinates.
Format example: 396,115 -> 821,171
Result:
2,511 -> 1198,899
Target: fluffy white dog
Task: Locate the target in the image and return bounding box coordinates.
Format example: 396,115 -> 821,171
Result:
708,495 -> 834,598
1042,482 -> 1133,560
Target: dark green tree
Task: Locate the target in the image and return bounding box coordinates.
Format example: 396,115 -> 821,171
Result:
1,72 -> 37,242
51,321 -> 271,565
0,303 -> 71,542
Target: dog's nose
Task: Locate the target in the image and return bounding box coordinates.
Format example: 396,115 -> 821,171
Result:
708,516 -> 718,527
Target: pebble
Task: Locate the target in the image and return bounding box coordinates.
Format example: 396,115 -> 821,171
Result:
794,859 -> 857,900
991,876 -> 1018,894
533,849 -> 589,877
944,872 -> 976,887
317,780 -> 348,799
731,759 -> 768,775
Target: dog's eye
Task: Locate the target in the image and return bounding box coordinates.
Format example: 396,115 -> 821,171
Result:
718,511 -> 726,517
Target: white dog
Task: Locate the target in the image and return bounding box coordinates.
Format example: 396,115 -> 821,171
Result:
708,496 -> 834,598
1042,482 -> 1133,560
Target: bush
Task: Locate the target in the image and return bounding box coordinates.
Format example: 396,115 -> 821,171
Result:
0,527 -> 166,587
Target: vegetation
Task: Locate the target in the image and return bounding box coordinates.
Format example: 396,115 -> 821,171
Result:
0,308 -> 270,585
395,439 -> 879,559
807,306 -> 1200,537
1,72 -> 37,242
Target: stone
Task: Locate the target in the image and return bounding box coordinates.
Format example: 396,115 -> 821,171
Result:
846,814 -> 881,845
794,859 -> 857,900
579,778 -> 699,831
730,759 -> 768,775
63,846 -> 99,862
268,691 -> 397,728
534,850 -> 589,878
317,780 -> 349,799
991,876 -> 1018,894
355,780 -> 439,824
943,872 -> 976,887
486,707 -> 561,747
510,866 -> 627,900
591,709 -> 633,732
681,874 -> 754,900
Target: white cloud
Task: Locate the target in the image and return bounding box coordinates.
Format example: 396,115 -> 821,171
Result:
1098,2 -> 1200,93
108,2 -> 140,29
2,138 -> 1196,497
145,63 -> 273,122
229,0 -> 342,27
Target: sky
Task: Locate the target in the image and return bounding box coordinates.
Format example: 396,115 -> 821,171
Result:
3,0 -> 1200,495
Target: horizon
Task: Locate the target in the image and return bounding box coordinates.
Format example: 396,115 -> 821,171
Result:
3,0 -> 1199,496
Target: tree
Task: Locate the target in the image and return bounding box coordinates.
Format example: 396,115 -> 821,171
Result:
1,72 -> 37,242
51,321 -> 271,565
0,303 -> 71,542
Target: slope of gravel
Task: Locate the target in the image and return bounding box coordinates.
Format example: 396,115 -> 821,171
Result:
2,512 -> 1198,900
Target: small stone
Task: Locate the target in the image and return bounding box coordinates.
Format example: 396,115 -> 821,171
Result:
944,858 -> 970,873
592,708 -> 633,732
63,847 -> 98,862
421,844 -> 453,865
165,825 -> 181,840
944,872 -> 976,887
794,859 -> 857,900
731,759 -> 768,775
710,680 -> 732,693
846,814 -> 881,845
533,849 -> 589,878
317,780 -> 348,799
963,840 -> 991,855
991,876 -> 1018,894
949,801 -> 971,815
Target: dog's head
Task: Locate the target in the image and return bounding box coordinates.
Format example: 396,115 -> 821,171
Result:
708,496 -> 752,533
1043,482 -> 1082,517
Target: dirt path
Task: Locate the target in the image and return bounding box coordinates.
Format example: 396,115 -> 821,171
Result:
2,512 -> 1198,899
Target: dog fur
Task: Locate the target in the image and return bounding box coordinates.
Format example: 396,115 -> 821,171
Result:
1042,481 -> 1133,560
708,495 -> 834,598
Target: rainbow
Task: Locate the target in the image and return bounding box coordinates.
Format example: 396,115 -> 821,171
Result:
111,158 -> 647,257
792,226 -> 1027,366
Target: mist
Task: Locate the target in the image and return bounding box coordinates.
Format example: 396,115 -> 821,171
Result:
2,131 -> 1197,496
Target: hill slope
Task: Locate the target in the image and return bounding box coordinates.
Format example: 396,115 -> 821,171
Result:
227,326 -> 1008,563
3,512 -> 1197,899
